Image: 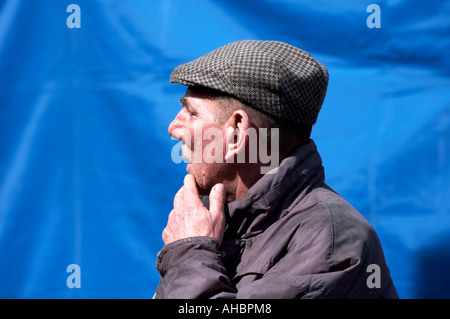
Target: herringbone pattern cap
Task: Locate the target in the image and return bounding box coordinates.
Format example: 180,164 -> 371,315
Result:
170,40 -> 328,125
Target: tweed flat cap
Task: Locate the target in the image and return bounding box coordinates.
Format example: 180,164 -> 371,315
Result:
170,40 -> 329,125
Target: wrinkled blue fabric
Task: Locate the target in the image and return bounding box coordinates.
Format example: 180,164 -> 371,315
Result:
0,0 -> 449,298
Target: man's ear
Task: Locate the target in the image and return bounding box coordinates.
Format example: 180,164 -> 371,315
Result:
224,110 -> 250,162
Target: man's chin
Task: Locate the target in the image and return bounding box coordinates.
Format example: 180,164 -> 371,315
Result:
186,163 -> 197,177
185,164 -> 211,196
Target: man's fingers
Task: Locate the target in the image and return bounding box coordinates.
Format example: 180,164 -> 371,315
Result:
183,174 -> 200,199
167,175 -> 227,245
173,187 -> 183,207
209,184 -> 226,244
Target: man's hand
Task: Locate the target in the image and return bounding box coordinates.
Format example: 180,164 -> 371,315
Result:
162,174 -> 226,245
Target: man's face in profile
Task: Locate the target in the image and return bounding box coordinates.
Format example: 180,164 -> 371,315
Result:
168,88 -> 233,195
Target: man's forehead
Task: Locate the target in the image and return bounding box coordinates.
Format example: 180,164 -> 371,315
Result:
180,87 -> 221,109
179,88 -> 204,107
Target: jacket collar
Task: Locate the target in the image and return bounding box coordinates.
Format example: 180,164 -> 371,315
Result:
223,139 -> 325,239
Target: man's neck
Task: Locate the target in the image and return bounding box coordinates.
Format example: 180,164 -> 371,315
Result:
224,163 -> 266,202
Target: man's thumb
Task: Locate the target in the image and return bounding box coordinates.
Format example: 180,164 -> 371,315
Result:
209,183 -> 226,219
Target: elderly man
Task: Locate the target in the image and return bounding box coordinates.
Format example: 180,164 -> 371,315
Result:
155,40 -> 398,299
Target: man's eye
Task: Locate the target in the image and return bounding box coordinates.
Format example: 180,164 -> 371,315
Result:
181,108 -> 195,118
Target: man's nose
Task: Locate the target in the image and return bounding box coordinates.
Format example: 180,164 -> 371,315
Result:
168,113 -> 184,140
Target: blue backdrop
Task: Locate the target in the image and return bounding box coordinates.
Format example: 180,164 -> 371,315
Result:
0,0 -> 449,298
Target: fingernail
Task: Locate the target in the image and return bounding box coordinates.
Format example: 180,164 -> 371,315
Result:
214,184 -> 225,194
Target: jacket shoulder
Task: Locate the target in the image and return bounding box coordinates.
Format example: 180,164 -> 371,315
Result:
294,186 -> 381,260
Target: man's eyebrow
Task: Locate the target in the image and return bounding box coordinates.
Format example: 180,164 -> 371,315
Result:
178,97 -> 187,108
179,97 -> 194,113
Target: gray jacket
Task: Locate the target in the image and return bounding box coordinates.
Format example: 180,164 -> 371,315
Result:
155,140 -> 398,298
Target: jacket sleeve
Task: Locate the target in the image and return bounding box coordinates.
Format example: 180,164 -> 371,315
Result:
154,204 -> 398,299
154,236 -> 237,299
